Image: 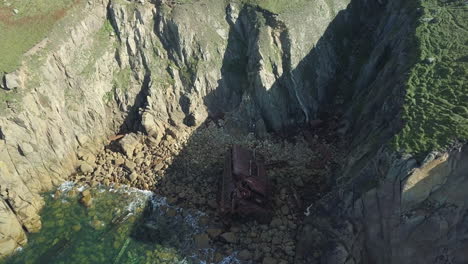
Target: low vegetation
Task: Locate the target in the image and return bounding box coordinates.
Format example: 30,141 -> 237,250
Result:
393,0 -> 468,159
0,0 -> 78,73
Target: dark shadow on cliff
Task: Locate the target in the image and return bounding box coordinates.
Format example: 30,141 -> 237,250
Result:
118,73 -> 152,134
128,0 -> 418,263
203,0 -> 391,137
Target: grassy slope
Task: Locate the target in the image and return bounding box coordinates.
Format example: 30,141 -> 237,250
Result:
0,0 -> 77,74
393,0 -> 468,159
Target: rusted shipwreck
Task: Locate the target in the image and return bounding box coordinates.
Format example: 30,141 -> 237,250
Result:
217,145 -> 271,221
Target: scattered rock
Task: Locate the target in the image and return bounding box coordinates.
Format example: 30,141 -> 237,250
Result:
294,176 -> 304,187
220,232 -> 237,243
208,200 -> 217,209
198,216 -> 209,226
272,235 -> 282,245
67,188 -> 78,198
82,153 -> 96,164
79,162 -> 94,174
263,256 -> 277,264
118,133 -> 140,157
80,190 -> 93,207
281,205 -> 289,215
270,218 -> 282,227
103,178 -> 110,186
421,17 -> 434,23
425,57 -> 436,64
194,233 -> 210,249
206,228 -> 222,238
214,252 -> 225,263
124,160 -> 136,171
72,224 -> 81,232
238,249 -> 252,260
90,219 -> 104,230
166,208 -> 177,217
61,121 -> 330,262
127,172 -> 138,182
114,156 -> 125,166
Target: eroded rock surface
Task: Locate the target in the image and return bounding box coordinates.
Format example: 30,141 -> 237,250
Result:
0,0 -> 466,261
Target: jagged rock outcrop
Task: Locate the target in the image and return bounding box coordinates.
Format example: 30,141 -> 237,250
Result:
297,145 -> 468,264
0,0 -> 128,253
294,0 -> 468,263
4,0 -> 344,253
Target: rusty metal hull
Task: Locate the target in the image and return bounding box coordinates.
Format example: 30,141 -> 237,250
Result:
217,145 -> 271,221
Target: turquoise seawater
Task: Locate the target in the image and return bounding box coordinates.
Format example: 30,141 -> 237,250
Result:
1,183 -> 239,264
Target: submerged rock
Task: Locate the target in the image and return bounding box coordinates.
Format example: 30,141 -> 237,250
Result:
80,190 -> 93,208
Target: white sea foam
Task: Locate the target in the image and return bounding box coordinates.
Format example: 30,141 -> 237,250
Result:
51,182 -> 239,263
57,181 -> 75,192
218,253 -> 242,264
14,247 -> 23,253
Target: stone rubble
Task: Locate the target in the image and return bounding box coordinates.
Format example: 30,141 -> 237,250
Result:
68,119 -> 341,263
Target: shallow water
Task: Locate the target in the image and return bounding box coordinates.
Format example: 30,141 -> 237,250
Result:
2,182 -> 240,264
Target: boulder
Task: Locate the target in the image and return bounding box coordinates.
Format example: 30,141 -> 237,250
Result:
79,162 -> 94,174
117,133 -> 141,157
124,160 -> 136,171
80,190 -> 93,207
220,232 -> 237,243
127,172 -> 138,182
114,156 -> 125,166
194,233 -> 210,249
206,228 -> 222,238
263,256 -> 277,264
238,249 -> 252,260
3,72 -> 21,90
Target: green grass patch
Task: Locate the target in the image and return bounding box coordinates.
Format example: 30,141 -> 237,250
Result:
0,88 -> 21,112
80,19 -> 115,77
161,0 -> 309,14
393,0 -> 468,159
0,0 -> 78,73
102,88 -> 116,105
113,67 -> 132,92
236,0 -> 309,14
179,57 -> 199,87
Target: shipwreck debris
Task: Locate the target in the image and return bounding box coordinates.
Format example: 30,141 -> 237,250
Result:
217,145 -> 272,222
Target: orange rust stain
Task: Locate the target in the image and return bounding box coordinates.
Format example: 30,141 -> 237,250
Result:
109,134 -> 125,142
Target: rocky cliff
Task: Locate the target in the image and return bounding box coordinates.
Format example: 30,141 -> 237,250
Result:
0,0 -> 466,262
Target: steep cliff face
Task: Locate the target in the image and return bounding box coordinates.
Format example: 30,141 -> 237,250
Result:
295,0 -> 468,263
0,0 -> 352,255
0,0 -> 466,261
0,0 -> 135,254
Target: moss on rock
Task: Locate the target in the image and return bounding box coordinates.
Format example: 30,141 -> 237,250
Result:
393,0 -> 468,159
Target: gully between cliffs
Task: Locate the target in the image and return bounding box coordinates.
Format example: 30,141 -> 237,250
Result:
1,0 -> 467,263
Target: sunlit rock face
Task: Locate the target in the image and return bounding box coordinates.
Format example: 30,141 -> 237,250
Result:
0,0 -> 351,254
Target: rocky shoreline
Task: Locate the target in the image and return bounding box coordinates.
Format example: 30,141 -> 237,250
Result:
67,118 -> 342,264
